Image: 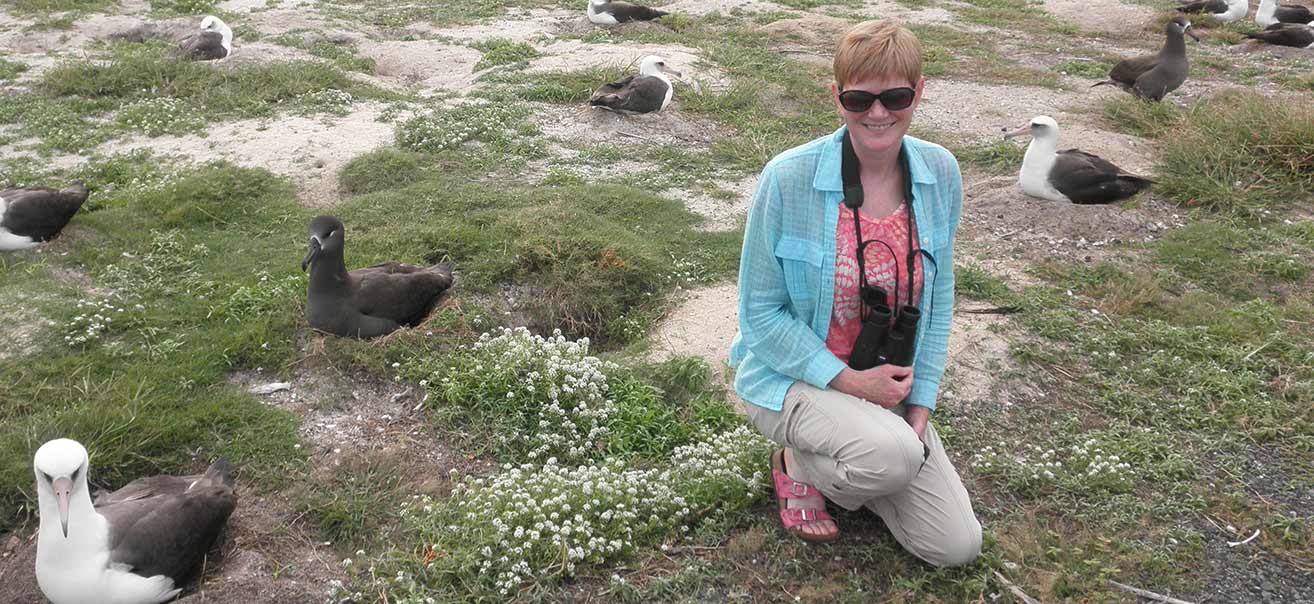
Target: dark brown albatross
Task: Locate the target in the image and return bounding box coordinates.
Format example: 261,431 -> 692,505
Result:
301,215 -> 455,339
1093,16 -> 1199,101
0,181 -> 88,251
34,438 -> 236,604
1247,22 -> 1314,47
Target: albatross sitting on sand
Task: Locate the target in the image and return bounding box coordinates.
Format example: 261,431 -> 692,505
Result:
1247,22 -> 1314,46
1176,0 -> 1249,22
34,438 -> 237,604
1093,16 -> 1199,101
179,15 -> 232,61
586,0 -> 668,25
589,55 -> 682,114
1004,116 -> 1154,205
1257,0 -> 1314,26
0,181 -> 88,251
301,215 -> 455,339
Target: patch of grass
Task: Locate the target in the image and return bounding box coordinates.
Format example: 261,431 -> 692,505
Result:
1098,95 -> 1182,138
1156,91 -> 1314,216
40,44 -> 391,121
772,0 -> 860,8
339,148 -> 426,195
308,41 -> 377,74
954,140 -> 1025,175
2,0 -> 111,13
471,38 -> 540,71
0,56 -> 29,82
0,160 -> 310,529
501,65 -> 631,103
295,450 -> 411,548
148,0 -> 218,15
914,25 -> 1062,88
1052,58 -> 1110,79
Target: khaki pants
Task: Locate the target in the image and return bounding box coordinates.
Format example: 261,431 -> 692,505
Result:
745,381 -> 982,567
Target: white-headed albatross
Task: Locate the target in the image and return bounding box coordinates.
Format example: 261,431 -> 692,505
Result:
586,0 -> 668,25
302,215 -> 455,339
1176,0 -> 1248,22
589,55 -> 682,115
1093,17 -> 1198,102
1247,22 -> 1314,46
34,438 -> 236,604
179,15 -> 232,61
0,181 -> 88,251
1257,0 -> 1314,26
1003,116 -> 1154,205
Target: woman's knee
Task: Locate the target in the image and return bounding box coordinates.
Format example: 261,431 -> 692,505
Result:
924,517 -> 983,568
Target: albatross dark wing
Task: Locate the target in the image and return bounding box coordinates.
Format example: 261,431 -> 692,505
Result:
1106,54 -> 1160,87
1176,0 -> 1228,12
98,460 -> 236,586
0,183 -> 88,243
350,261 -> 455,329
1276,3 -> 1314,23
1247,23 -> 1314,46
179,31 -> 226,61
588,75 -> 668,114
1050,150 -> 1154,205
606,1 -> 669,21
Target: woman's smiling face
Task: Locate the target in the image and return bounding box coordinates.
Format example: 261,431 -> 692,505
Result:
833,75 -> 923,157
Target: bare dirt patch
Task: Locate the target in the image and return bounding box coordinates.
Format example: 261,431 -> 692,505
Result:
97,102 -> 401,208
648,282 -> 739,369
939,306 -> 1038,413
1043,0 -> 1155,34
532,101 -> 725,148
917,79 -> 1090,145
665,174 -> 757,231
424,12 -> 573,42
959,170 -> 1185,270
242,8 -> 338,36
659,0 -> 785,16
356,39 -> 484,93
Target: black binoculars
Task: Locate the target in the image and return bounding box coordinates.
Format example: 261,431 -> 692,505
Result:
848,284 -> 921,371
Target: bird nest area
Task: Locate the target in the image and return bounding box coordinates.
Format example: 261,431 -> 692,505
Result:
1,0 -> 1314,602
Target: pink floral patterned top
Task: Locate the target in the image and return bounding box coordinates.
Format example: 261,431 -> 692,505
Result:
825,203 -> 923,365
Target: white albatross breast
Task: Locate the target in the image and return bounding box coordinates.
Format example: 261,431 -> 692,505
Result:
34,438 -> 237,604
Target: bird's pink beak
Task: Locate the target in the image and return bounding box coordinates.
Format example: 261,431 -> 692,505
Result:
1003,124 -> 1032,140
52,477 -> 72,537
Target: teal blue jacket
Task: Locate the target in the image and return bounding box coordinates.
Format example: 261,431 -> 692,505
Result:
728,127 -> 963,412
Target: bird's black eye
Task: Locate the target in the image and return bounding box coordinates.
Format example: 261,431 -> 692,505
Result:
71,466 -> 80,483
41,472 -> 52,483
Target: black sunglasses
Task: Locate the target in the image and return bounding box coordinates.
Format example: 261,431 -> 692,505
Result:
838,87 -> 916,113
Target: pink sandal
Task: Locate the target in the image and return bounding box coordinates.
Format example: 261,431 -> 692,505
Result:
771,448 -> 839,543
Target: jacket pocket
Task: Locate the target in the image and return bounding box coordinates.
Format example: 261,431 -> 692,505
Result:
774,237 -> 823,320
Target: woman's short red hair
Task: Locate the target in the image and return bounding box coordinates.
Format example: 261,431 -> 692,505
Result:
834,20 -> 923,89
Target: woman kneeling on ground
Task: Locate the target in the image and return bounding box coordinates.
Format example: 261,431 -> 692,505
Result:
728,19 -> 982,567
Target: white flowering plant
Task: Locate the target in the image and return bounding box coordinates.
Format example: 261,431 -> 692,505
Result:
207,270 -> 306,323
63,297 -> 143,348
297,89 -> 355,116
410,327 -> 618,465
341,426 -> 772,599
971,438 -> 1135,495
395,103 -> 526,153
115,97 -> 203,137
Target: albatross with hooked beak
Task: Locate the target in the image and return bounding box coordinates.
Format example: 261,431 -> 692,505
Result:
588,55 -> 683,114
34,438 -> 236,604
1003,116 -> 1154,205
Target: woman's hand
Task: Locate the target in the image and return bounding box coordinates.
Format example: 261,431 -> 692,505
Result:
904,404 -> 930,442
830,365 -> 913,409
